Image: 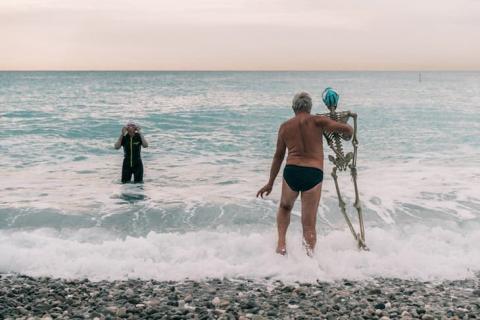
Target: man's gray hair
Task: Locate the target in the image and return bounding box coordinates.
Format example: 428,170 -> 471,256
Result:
292,91 -> 312,113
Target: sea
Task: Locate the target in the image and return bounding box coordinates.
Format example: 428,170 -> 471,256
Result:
0,71 -> 479,282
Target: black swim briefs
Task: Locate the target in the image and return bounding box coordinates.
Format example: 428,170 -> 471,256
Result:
283,164 -> 323,192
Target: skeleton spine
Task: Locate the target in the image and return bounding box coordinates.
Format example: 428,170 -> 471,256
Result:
330,111 -> 345,160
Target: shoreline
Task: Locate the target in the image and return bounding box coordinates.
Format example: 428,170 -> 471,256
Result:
1,274 -> 479,319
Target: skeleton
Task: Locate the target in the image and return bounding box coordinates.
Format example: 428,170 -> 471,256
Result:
318,105 -> 368,250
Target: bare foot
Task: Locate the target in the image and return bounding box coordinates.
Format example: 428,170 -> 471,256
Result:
302,239 -> 314,257
276,246 -> 287,256
305,247 -> 314,257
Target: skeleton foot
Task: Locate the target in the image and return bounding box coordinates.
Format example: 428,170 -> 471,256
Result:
357,236 -> 369,251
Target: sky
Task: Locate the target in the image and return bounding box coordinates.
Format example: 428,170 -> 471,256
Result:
1,0 -> 480,70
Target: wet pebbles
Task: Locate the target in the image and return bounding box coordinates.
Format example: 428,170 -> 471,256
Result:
1,274 -> 480,319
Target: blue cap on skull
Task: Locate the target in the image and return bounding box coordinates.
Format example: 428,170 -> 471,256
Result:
322,87 -> 339,108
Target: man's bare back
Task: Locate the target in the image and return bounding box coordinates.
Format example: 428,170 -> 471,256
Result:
280,113 -> 326,170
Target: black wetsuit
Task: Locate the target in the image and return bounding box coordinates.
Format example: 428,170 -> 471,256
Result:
121,133 -> 144,183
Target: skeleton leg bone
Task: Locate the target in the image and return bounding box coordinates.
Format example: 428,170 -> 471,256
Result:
352,168 -> 368,250
331,167 -> 359,243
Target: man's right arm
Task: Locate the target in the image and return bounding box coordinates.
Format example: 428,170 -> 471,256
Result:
256,125 -> 286,198
315,115 -> 353,138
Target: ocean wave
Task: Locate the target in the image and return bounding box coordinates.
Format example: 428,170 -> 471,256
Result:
1,225 -> 479,282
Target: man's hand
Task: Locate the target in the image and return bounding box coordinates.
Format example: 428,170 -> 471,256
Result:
257,184 -> 273,198
121,126 -> 127,135
340,131 -> 352,141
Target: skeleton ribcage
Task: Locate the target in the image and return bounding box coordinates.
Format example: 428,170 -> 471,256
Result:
324,112 -> 344,155
322,111 -> 349,171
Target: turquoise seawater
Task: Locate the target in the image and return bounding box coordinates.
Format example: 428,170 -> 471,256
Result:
1,72 -> 479,281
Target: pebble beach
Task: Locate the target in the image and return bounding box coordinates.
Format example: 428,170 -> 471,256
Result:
1,274 -> 480,319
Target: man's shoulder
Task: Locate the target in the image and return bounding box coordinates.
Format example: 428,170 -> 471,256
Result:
281,116 -> 298,126
279,118 -> 293,132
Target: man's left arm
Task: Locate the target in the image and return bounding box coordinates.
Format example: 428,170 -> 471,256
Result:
315,115 -> 353,139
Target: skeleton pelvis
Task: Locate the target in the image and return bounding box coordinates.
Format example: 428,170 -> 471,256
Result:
329,152 -> 353,171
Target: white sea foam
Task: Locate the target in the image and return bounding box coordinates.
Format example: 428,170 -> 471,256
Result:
1,226 -> 479,282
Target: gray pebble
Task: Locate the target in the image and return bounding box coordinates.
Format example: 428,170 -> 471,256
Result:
1,275 -> 480,319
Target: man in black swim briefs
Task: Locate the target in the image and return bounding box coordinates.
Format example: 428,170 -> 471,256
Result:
257,92 -> 353,256
114,121 -> 149,183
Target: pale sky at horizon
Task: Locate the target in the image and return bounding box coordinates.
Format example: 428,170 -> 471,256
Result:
1,0 -> 480,71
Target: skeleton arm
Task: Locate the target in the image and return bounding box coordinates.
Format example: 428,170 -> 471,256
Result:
345,111 -> 359,168
336,112 -> 357,167
346,111 -> 366,248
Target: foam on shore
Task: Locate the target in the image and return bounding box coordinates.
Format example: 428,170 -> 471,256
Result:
1,225 -> 479,282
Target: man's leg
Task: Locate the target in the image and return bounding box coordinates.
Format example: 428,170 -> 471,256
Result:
276,179 -> 299,254
300,183 -> 322,255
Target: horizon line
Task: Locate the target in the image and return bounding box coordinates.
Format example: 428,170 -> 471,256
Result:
1,69 -> 480,72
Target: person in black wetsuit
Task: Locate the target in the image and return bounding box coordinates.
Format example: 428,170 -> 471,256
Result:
114,122 -> 148,183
